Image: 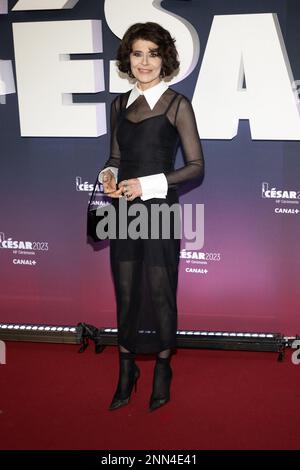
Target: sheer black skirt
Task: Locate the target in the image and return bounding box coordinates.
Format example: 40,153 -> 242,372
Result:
109,189 -> 180,354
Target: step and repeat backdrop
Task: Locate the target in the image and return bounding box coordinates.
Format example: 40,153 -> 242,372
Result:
0,0 -> 299,334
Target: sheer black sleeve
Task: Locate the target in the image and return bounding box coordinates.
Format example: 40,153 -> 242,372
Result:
165,96 -> 204,187
102,95 -> 121,170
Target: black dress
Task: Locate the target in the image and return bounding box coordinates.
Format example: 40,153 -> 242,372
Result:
102,87 -> 204,354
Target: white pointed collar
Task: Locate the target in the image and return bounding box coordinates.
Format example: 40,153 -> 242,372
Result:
126,80 -> 168,110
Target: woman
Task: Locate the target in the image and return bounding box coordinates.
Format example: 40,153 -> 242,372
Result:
98,22 -> 204,411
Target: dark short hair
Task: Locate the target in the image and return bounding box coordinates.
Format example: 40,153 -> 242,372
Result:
116,22 -> 180,78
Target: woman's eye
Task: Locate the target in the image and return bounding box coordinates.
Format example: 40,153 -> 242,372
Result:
131,51 -> 160,58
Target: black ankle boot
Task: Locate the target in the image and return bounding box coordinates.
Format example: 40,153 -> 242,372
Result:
109,351 -> 140,411
149,356 -> 172,412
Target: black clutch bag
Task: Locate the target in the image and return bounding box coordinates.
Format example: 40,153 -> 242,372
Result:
87,174 -> 112,242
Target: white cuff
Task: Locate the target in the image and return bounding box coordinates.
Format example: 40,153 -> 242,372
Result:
138,173 -> 168,201
98,166 -> 118,184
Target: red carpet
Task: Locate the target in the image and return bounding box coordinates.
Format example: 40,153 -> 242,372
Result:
0,341 -> 299,450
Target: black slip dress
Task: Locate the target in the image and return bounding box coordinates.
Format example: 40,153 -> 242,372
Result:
103,87 -> 204,354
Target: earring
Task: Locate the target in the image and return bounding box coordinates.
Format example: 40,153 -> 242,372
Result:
160,69 -> 166,78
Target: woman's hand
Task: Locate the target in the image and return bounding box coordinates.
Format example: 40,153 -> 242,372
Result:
102,170 -> 123,198
118,178 -> 142,201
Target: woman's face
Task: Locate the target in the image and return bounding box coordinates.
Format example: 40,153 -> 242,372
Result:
129,38 -> 163,90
